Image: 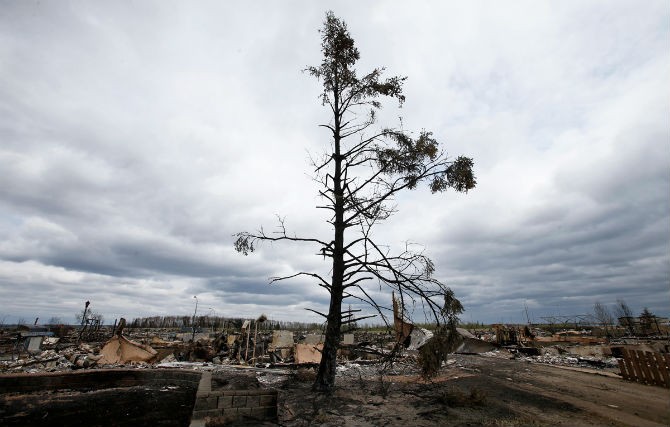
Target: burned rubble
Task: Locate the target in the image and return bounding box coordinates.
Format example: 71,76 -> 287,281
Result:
1,305 -> 669,426
2,319 -> 663,384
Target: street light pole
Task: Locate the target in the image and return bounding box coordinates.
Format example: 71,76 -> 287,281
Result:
207,308 -> 215,333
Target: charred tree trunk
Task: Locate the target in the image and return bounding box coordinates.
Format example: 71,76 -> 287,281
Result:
313,282 -> 342,391
314,92 -> 344,392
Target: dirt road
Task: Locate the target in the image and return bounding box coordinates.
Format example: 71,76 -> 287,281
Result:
451,354 -> 669,426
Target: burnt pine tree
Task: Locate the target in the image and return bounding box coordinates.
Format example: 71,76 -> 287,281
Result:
234,12 -> 475,392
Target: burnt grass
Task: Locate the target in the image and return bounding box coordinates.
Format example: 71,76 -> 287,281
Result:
277,379 -> 579,426
276,360 -> 586,427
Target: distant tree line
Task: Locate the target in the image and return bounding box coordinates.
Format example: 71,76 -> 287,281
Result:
127,315 -> 323,331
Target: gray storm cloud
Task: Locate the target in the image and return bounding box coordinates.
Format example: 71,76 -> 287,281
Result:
1,1 -> 668,325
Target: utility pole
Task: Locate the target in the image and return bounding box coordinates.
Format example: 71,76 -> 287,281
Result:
191,296 -> 198,342
77,301 -> 90,344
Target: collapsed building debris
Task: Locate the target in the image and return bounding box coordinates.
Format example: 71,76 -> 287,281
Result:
98,318 -> 159,365
18,325 -> 54,354
99,335 -> 158,364
294,343 -> 323,364
2,301 -> 668,423
454,328 -> 497,354
392,292 -> 414,346
268,330 -> 294,361
3,317 -> 665,372
406,328 -> 434,350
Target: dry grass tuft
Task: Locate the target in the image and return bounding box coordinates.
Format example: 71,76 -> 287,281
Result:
294,367 -> 317,382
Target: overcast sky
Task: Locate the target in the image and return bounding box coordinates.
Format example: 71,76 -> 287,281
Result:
1,1 -> 668,326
